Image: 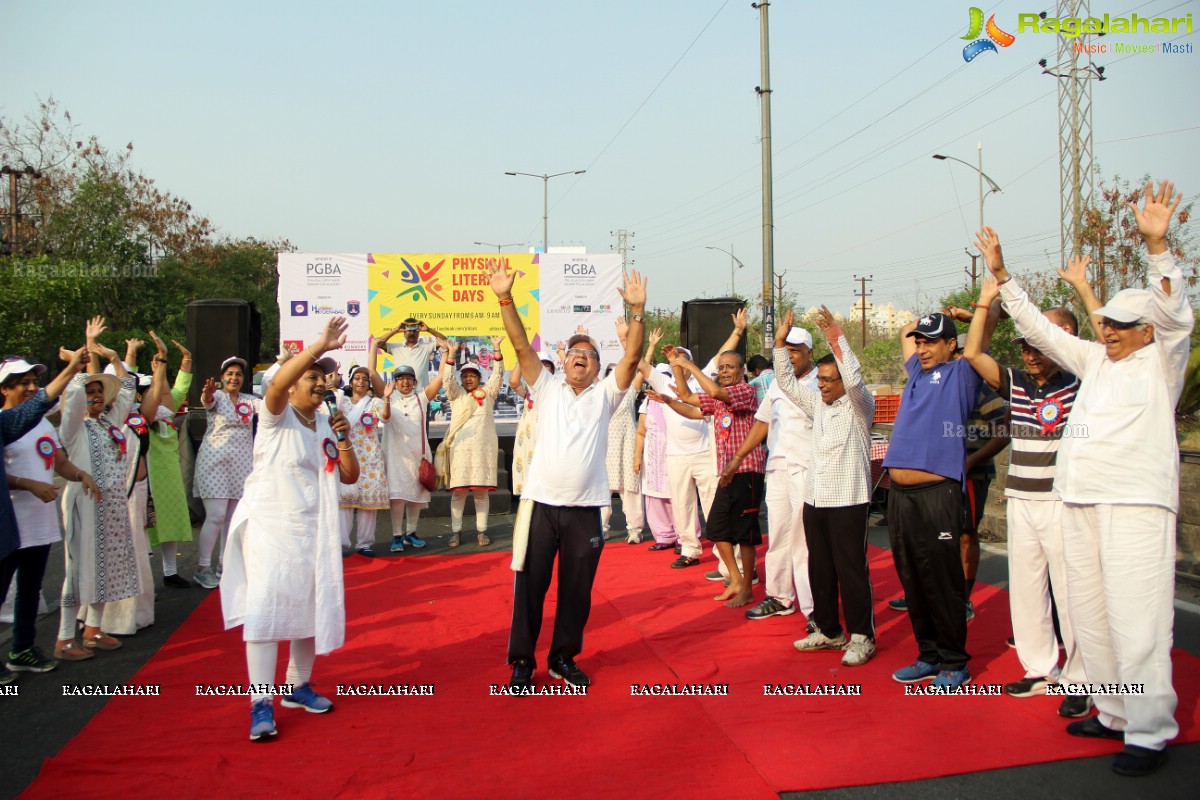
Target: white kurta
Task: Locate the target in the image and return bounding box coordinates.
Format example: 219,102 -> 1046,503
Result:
383,390 -> 431,505
337,394 -> 389,510
194,391 -> 260,499
442,363 -> 503,490
220,402 -> 345,654
59,374 -> 142,606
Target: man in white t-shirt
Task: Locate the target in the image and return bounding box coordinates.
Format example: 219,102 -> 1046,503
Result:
379,318 -> 446,387
489,262 -> 647,691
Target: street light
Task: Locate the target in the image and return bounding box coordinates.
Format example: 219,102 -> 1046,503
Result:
504,170 -> 586,252
706,245 -> 745,296
933,144 -> 1003,289
473,241 -> 524,253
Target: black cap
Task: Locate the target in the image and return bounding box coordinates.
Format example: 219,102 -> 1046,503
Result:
906,312 -> 956,341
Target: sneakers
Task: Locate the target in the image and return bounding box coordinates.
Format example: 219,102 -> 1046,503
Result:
888,596 -> 908,612
892,660 -> 940,684
1004,676 -> 1050,697
281,682 -> 333,713
163,573 -> 190,589
1058,694 -> 1093,718
0,669 -> 14,687
449,532 -> 461,548
194,566 -> 219,590
1112,745 -> 1167,777
356,545 -> 376,557
965,600 -> 975,623
626,532 -> 642,544
1005,636 -> 1016,648
54,640 -> 94,661
249,699 -> 277,741
548,657 -> 591,688
1066,716 -> 1124,740
390,535 -> 405,553
670,556 -> 700,569
6,647 -> 57,673
402,533 -> 426,548
704,570 -> 724,582
745,597 -> 795,620
931,667 -> 972,689
841,634 -> 876,667
793,630 -> 847,652
509,659 -> 534,691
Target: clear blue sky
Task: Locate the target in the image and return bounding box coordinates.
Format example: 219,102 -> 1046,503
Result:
3,0 -> 1196,318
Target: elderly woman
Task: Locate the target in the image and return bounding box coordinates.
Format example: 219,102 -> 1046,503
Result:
56,318 -> 142,658
509,350 -> 556,497
193,354 -> 260,589
2,348 -> 95,675
383,339 -> 448,553
336,348 -> 389,556
221,316 -> 358,741
439,335 -> 504,547
600,321 -> 654,544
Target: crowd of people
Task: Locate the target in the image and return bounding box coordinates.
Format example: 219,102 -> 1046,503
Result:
0,180 -> 1190,775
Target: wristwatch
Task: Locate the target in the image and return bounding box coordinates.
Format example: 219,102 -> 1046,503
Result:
631,313 -> 644,323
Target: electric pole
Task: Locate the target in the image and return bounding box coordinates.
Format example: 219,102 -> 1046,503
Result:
965,249 -> 979,290
610,229 -> 635,271
853,274 -> 873,347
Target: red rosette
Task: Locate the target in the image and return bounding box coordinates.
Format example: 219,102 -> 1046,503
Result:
36,435 -> 57,470
360,412 -> 377,431
718,412 -> 733,439
107,425 -> 127,457
1035,398 -> 1065,435
125,413 -> 148,434
471,388 -> 487,407
323,438 -> 340,472
235,401 -> 253,423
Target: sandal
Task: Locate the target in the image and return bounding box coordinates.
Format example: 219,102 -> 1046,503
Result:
647,542 -> 675,551
670,556 -> 701,569
81,630 -> 122,651
477,533 -> 491,547
55,640 -> 95,661
449,532 -> 461,548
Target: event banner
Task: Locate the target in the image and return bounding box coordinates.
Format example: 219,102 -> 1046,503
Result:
538,253 -> 625,367
277,253 -> 372,374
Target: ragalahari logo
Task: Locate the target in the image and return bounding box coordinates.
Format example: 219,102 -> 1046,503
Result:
395,258 -> 447,303
962,7 -> 1016,61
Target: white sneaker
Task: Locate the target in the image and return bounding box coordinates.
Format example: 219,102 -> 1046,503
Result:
193,567 -> 219,590
793,630 -> 847,652
841,634 -> 876,666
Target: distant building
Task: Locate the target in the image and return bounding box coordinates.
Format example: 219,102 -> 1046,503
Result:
847,301 -> 915,337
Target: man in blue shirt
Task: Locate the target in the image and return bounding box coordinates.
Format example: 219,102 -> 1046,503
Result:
881,312 -> 981,689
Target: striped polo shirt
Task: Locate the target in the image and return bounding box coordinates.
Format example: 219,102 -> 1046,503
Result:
998,367 -> 1080,500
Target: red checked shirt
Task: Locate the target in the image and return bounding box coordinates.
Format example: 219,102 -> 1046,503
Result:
697,381 -> 765,474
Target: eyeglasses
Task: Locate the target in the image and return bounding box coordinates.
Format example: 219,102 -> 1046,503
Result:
816,376 -> 842,385
566,348 -> 599,360
1099,317 -> 1140,331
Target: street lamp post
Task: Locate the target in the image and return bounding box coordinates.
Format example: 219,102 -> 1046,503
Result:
504,170 -> 586,252
932,145 -> 1002,288
705,245 -> 745,296
473,241 -> 524,253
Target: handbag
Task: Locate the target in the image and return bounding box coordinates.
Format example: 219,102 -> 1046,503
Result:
419,434 -> 437,493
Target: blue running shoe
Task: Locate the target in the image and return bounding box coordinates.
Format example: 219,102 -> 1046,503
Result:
281,682 -> 333,714
931,667 -> 972,689
888,596 -> 908,612
402,533 -> 427,549
249,699 -> 277,740
390,535 -> 405,553
892,660 -> 940,684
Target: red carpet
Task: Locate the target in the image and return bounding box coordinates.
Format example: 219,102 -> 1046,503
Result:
20,543 -> 1200,800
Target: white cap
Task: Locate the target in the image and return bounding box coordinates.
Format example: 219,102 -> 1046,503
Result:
654,362 -> 673,375
0,358 -> 46,384
784,327 -> 813,348
1094,288 -> 1152,324
674,346 -> 693,360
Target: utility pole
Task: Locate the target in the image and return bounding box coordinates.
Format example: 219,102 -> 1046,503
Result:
774,272 -> 785,321
754,1 -> 775,351
610,229 -> 636,272
853,274 -> 873,347
965,249 -> 979,290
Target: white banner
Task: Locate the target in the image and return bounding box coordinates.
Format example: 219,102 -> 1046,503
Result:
277,253 -> 371,377
538,254 -> 625,368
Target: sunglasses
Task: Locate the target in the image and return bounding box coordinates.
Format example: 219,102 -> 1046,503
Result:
566,348 -> 599,360
1099,317 -> 1140,331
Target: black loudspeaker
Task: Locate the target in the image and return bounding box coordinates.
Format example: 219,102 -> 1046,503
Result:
186,300 -> 261,440
680,298 -> 746,368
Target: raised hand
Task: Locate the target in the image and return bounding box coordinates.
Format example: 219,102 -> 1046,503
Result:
615,316 -> 629,343
775,310 -> 795,347
617,269 -> 648,308
171,339 -> 192,360
148,331 -> 168,358
490,335 -> 505,350
574,324 -> 589,336
62,346 -> 89,375
816,305 -> 842,341
974,227 -> 1007,277
88,341 -> 118,363
125,337 -> 145,354
1129,179 -> 1181,248
944,306 -> 974,323
201,377 -> 218,404
731,307 -> 748,333
648,326 -> 664,356
978,272 -> 1001,306
488,259 -> 516,297
85,316 -> 107,342
313,316 -> 349,353
383,379 -> 396,400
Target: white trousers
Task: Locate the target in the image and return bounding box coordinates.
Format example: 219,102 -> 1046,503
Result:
339,508 -> 379,550
667,450 -> 718,560
764,465 -> 812,615
1061,503 -> 1178,751
1007,497 -> 1083,684
601,489 -> 646,539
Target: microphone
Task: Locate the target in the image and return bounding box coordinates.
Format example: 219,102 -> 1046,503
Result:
322,390 -> 347,442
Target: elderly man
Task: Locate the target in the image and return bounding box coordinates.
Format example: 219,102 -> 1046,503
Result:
655,345 -> 765,608
725,326 -> 818,622
986,179 -> 1192,778
380,317 -> 447,387
767,308 -> 877,665
490,262 -> 647,690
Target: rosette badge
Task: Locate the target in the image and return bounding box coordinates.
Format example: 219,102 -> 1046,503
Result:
36,435 -> 57,469
235,401 -> 254,423
107,425 -> 127,457
323,438 -> 340,472
360,412 -> 377,431
1035,398 -> 1065,435
126,413 -> 148,434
